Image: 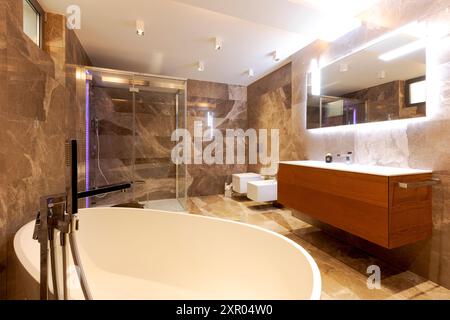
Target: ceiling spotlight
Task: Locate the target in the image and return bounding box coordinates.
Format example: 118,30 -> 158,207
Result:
273,50 -> 281,62
339,63 -> 349,72
378,70 -> 386,79
215,37 -> 223,51
248,69 -> 255,78
197,61 -> 205,72
136,20 -> 145,36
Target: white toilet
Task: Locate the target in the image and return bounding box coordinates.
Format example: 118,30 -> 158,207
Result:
232,173 -> 263,194
247,180 -> 278,202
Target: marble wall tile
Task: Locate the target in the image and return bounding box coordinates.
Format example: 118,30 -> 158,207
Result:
44,13 -> 65,49
248,63 -> 291,105
187,80 -> 229,100
0,5 -> 6,112
187,80 -> 248,196
247,63 -> 302,173
44,13 -> 67,85
407,119 -> 450,171
65,29 -> 92,66
355,124 -> 410,167
0,2 -> 91,298
0,1 -> 6,36
5,46 -> 47,120
305,129 -> 355,161
5,10 -> 54,78
228,84 -> 247,101
0,25 -> 6,293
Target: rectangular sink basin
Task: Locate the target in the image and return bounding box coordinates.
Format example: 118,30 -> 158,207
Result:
279,160 -> 432,177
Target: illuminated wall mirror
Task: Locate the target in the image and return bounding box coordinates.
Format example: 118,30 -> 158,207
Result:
306,22 -> 427,129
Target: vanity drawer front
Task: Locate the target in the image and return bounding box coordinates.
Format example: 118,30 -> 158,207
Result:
278,164 -> 390,247
278,164 -> 389,206
388,174 -> 433,248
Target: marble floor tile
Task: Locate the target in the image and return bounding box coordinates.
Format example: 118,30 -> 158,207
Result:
187,195 -> 450,300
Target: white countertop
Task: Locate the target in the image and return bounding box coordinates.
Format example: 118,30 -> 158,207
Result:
280,160 -> 432,177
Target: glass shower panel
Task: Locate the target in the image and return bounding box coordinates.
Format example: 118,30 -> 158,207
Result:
132,76 -> 178,205
82,67 -> 187,210
176,89 -> 188,209
131,74 -> 187,210
86,69 -> 135,207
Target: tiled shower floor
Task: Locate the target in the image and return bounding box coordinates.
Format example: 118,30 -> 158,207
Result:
141,199 -> 186,212
186,195 -> 450,300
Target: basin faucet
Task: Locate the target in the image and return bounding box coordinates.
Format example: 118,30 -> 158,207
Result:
336,152 -> 354,164
345,152 -> 353,164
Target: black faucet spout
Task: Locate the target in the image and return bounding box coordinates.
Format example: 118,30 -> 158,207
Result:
78,182 -> 132,199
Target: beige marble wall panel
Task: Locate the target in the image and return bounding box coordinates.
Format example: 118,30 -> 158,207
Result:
0,1 -> 91,298
187,80 -> 247,196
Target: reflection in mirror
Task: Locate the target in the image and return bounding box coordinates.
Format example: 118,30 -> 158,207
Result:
307,22 -> 427,129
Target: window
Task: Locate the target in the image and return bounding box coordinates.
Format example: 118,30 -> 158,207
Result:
23,0 -> 44,47
405,76 -> 426,108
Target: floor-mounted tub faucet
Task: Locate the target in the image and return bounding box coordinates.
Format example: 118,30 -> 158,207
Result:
33,139 -> 132,300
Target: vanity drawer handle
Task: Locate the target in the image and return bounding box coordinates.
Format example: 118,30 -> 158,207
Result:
398,178 -> 441,189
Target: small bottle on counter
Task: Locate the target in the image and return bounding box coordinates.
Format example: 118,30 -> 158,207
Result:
325,153 -> 333,163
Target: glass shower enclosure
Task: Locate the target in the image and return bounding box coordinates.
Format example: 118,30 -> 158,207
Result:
79,67 -> 187,211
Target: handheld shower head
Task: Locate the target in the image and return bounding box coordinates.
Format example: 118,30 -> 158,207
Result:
65,140 -> 78,215
94,118 -> 100,135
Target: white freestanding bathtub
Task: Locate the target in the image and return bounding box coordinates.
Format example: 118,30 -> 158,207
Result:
14,207 -> 321,300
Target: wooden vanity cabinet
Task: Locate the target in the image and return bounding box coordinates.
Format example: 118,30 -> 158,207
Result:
278,163 -> 432,249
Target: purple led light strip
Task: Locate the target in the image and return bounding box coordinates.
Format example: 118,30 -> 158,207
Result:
85,71 -> 90,208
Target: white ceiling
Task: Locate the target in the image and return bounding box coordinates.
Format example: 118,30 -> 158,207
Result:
39,0 -> 378,85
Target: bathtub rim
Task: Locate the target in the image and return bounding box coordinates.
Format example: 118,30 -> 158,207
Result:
14,207 -> 322,300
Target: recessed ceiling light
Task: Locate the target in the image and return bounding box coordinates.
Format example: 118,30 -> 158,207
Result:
136,20 -> 145,36
339,63 -> 349,72
215,37 -> 223,51
197,61 -> 205,72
